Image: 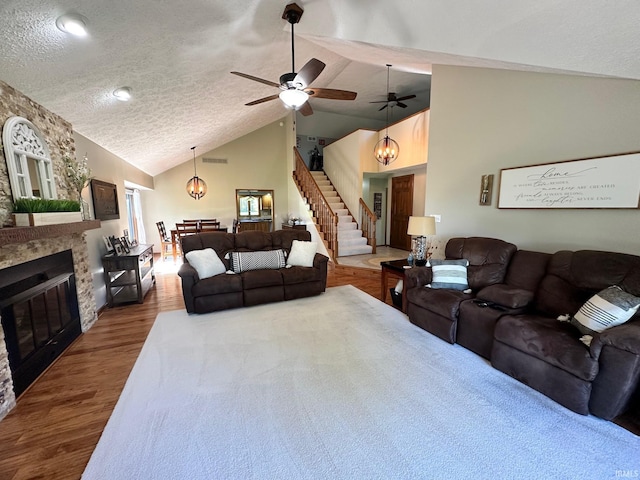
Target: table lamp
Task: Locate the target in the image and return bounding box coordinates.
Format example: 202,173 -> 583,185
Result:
407,216 -> 436,266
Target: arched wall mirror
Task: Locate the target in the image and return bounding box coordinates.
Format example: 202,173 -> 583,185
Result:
2,116 -> 57,201
235,189 -> 274,232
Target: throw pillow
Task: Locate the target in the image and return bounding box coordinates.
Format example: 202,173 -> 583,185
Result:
185,248 -> 226,279
570,285 -> 640,335
230,249 -> 286,273
428,259 -> 469,290
286,240 -> 317,267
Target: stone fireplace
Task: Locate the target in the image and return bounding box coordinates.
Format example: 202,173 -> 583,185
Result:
0,221 -> 99,420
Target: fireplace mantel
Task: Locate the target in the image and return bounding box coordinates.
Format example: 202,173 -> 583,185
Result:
0,220 -> 100,246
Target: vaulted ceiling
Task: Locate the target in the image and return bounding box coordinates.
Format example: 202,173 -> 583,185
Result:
1,1 -> 638,176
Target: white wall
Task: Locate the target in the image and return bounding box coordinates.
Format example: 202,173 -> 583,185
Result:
143,119 -> 291,251
73,132 -> 154,308
427,65 -> 640,254
375,110 -> 430,173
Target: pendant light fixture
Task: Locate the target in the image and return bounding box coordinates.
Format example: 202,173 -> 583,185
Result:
186,146 -> 207,200
374,64 -> 400,166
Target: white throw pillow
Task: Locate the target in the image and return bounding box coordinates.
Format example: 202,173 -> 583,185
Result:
286,240 -> 317,267
185,248 -> 226,279
571,285 -> 640,335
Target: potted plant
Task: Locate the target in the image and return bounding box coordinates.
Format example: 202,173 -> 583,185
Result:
63,154 -> 93,220
12,198 -> 82,227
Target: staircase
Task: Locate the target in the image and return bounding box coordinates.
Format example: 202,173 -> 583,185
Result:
310,171 -> 373,257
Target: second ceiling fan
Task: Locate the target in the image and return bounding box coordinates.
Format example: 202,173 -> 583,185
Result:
230,2 -> 357,116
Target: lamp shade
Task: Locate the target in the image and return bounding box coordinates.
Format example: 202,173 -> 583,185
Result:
407,216 -> 436,237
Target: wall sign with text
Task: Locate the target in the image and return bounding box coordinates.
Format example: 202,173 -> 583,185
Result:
498,152 -> 640,209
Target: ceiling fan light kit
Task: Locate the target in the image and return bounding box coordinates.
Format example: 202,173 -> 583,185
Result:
230,2 -> 357,116
186,146 -> 207,200
375,64 -> 400,166
279,89 -> 309,109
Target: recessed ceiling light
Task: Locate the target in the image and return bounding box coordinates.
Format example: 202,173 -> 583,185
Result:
56,13 -> 88,37
113,87 -> 132,101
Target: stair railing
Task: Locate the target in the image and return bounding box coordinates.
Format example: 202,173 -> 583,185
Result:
292,148 -> 339,260
358,198 -> 377,254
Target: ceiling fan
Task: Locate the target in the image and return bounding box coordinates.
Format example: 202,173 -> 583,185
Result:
230,2 -> 357,116
370,92 -> 417,111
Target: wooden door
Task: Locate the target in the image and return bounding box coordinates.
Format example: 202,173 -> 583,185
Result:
389,175 -> 414,250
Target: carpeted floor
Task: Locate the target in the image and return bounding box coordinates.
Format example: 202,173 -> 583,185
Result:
83,286 -> 640,480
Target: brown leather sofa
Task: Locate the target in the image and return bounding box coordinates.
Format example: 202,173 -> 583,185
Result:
405,238 -> 640,420
178,230 -> 328,314
405,237 -> 517,343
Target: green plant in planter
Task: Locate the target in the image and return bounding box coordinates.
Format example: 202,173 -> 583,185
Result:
13,198 -> 80,213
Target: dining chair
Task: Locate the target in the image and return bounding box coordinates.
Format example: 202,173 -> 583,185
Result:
199,221 -> 222,232
156,221 -> 176,262
175,222 -> 199,238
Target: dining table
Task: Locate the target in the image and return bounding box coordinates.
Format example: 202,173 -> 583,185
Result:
170,224 -> 228,262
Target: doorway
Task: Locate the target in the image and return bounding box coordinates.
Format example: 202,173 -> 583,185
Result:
389,174 -> 414,250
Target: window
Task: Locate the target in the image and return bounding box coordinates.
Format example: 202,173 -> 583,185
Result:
124,188 -> 146,244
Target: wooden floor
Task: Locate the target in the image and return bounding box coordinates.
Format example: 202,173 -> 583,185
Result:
0,261 -> 637,479
0,262 -> 385,480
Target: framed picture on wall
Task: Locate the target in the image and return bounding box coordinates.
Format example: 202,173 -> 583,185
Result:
91,179 -> 120,220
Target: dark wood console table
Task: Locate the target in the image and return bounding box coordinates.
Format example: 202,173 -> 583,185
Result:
102,244 -> 155,307
281,223 -> 306,230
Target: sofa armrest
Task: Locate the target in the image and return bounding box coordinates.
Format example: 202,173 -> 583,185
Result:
589,320 -> 640,358
313,253 -> 329,291
476,284 -> 534,309
177,262 -> 199,313
313,252 -> 329,270
405,266 -> 432,290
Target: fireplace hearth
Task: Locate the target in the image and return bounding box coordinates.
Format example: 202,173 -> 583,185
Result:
0,251 -> 81,396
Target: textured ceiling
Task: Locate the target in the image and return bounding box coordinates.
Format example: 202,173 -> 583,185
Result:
1,0 -> 638,176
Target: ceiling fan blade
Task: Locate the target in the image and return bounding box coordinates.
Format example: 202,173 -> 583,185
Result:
369,100 -> 390,104
299,101 -> 313,116
245,94 -> 280,106
396,102 -> 408,108
294,58 -> 325,88
231,71 -> 280,89
396,94 -> 416,102
378,104 -> 388,111
306,88 -> 357,101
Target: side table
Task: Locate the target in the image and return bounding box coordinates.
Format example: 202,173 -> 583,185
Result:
380,259 -> 411,312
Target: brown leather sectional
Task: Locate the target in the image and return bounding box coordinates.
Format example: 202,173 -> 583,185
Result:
178,230 -> 328,314
405,237 -> 640,420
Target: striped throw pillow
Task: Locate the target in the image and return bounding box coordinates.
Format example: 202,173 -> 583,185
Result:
571,285 -> 640,335
230,249 -> 286,273
428,259 -> 470,290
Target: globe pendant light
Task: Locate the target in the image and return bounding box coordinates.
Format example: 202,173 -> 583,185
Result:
186,146 -> 207,200
374,64 -> 400,166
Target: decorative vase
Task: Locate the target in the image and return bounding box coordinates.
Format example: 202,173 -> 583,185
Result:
80,199 -> 92,220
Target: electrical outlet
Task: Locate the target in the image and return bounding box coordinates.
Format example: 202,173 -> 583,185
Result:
429,214 -> 441,223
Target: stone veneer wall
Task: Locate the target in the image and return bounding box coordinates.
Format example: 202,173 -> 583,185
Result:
0,80 -> 75,226
0,81 -> 98,420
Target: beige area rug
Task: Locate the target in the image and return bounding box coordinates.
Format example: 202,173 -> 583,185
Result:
82,285 -> 640,480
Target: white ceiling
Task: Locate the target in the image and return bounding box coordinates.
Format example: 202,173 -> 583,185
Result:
1,0 -> 638,176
